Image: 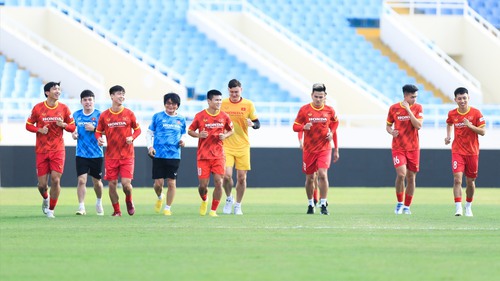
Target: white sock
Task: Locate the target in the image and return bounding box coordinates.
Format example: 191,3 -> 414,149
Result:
79,202 -> 85,209
465,202 -> 472,208
158,194 -> 162,200
96,198 -> 102,205
227,195 -> 233,202
455,202 -> 462,208
234,202 -> 241,208
164,205 -> 170,210
308,199 -> 314,206
320,198 -> 327,206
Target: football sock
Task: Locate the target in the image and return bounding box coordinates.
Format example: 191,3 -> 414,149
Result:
164,205 -> 171,211
396,192 -> 404,202
49,198 -> 58,210
454,197 -> 462,203
79,202 -> 85,209
96,198 -> 102,205
465,202 -> 472,208
113,203 -> 120,213
308,199 -> 314,206
320,198 -> 327,206
227,195 -> 233,202
455,202 -> 462,209
404,195 -> 413,207
125,194 -> 132,202
466,197 -> 473,203
201,194 -> 208,201
211,199 -> 220,211
234,202 -> 241,208
42,192 -> 49,199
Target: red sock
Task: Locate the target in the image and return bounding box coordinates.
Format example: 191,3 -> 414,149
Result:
41,192 -> 49,200
125,194 -> 132,203
49,198 -> 58,210
113,203 -> 120,213
404,195 -> 413,206
200,194 -> 208,201
466,197 -> 473,203
396,192 -> 404,202
454,197 -> 462,203
313,189 -> 319,201
211,199 -> 220,211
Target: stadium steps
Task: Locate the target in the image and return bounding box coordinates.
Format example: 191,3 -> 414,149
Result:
356,28 -> 452,103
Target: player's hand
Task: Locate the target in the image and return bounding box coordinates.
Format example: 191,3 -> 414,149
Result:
401,100 -> 410,109
444,137 -> 451,145
97,137 -> 105,146
84,123 -> 95,132
246,118 -> 254,127
199,130 -> 208,138
72,131 -> 78,140
326,132 -> 332,141
333,149 -> 340,163
390,129 -> 399,137
125,136 -> 133,144
179,140 -> 185,148
219,133 -> 226,140
304,123 -> 312,130
148,147 -> 156,157
56,118 -> 66,128
463,118 -> 471,128
39,125 -> 49,135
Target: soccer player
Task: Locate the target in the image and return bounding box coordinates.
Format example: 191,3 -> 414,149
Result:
221,79 -> 260,215
71,90 -> 104,216
25,81 -> 76,218
445,87 -> 486,217
146,93 -> 186,216
95,85 -> 141,217
293,83 -> 339,215
386,84 -> 423,215
188,89 -> 234,217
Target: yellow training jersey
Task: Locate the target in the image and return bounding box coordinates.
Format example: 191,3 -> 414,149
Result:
221,97 -> 258,150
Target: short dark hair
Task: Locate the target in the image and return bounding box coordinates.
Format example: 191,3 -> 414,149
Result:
109,85 -> 125,95
312,83 -> 327,93
454,87 -> 468,97
80,89 -> 95,100
164,92 -> 181,108
402,84 -> 418,94
43,81 -> 60,97
207,89 -> 222,100
228,79 -> 242,88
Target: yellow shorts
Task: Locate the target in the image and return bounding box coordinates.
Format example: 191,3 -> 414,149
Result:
225,147 -> 251,171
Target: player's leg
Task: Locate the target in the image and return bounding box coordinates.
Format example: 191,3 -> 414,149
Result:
233,169 -> 247,215
317,168 -> 330,215
164,178 -> 176,216
198,177 -> 210,216
152,158 -> 165,213
153,178 -> 164,213
209,173 -> 223,217
91,176 -> 104,215
121,177 -> 134,216
402,170 -> 416,215
76,173 -> 88,215
463,155 -> 478,217
313,172 -> 319,206
36,153 -> 50,214
451,154 -> 465,216
222,166 -> 234,214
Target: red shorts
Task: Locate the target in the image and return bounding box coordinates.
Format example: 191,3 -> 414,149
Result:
36,151 -> 65,176
392,150 -> 420,172
104,158 -> 134,181
197,158 -> 225,179
452,153 -> 479,179
302,149 -> 332,174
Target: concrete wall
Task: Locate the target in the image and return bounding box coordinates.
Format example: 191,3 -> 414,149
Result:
1,146 -> 498,188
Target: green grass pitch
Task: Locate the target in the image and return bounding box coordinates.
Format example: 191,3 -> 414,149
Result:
1,187 -> 499,281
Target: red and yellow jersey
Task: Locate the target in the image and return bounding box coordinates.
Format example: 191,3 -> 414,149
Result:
293,103 -> 338,153
446,107 -> 485,155
189,109 -> 233,160
221,97 -> 258,150
26,101 -> 74,153
96,107 -> 140,159
386,102 -> 423,151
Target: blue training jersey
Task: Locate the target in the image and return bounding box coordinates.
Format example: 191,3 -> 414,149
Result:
148,111 -> 186,159
73,109 -> 103,158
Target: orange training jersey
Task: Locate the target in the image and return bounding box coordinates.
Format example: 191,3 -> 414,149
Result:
189,109 -> 233,160
221,97 -> 258,150
26,101 -> 74,153
96,107 -> 140,159
386,102 -> 423,151
446,107 -> 485,155
294,103 -> 338,153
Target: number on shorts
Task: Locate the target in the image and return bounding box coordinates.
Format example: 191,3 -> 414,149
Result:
393,156 -> 400,165
453,161 -> 458,170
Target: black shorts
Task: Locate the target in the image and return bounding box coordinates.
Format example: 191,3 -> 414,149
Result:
152,158 -> 180,180
75,156 -> 103,179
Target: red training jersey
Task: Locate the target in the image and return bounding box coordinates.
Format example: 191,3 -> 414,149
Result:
386,102 -> 423,151
293,103 -> 338,153
189,109 -> 233,160
446,106 -> 485,155
96,107 -> 140,159
26,101 -> 75,153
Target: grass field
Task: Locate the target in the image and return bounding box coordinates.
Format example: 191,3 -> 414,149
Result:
1,187 -> 499,281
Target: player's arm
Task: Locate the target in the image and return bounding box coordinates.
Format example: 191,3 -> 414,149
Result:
463,118 -> 486,136
405,105 -> 422,130
146,129 -> 155,156
249,118 -> 260,129
444,123 -> 453,145
386,122 -> 398,137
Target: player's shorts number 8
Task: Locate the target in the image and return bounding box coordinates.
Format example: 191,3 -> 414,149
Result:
453,161 -> 458,170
